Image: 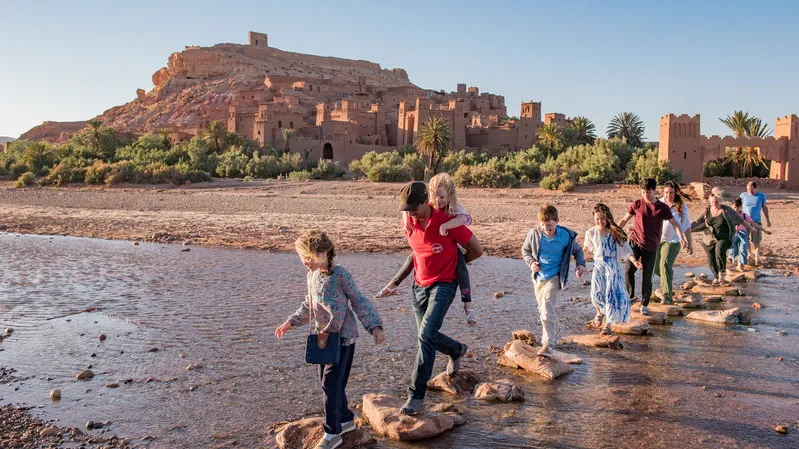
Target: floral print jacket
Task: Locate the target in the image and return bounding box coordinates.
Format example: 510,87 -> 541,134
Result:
288,265 -> 383,342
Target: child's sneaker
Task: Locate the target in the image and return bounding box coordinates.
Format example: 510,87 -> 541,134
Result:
400,398 -> 425,415
447,343 -> 468,376
314,434 -> 342,449
340,421 -> 356,434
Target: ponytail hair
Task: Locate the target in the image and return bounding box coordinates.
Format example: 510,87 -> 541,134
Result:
594,203 -> 627,246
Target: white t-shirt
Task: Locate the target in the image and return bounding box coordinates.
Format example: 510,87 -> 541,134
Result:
659,198 -> 690,243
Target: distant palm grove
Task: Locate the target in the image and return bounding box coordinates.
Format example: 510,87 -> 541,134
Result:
1,111 -> 771,190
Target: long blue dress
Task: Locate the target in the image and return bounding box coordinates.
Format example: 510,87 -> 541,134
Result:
590,232 -> 631,324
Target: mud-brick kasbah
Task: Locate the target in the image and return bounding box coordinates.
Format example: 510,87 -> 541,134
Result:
11,31 -> 799,188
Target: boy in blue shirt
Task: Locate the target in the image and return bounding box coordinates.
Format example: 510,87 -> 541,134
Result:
521,204 -> 587,357
739,181 -> 771,266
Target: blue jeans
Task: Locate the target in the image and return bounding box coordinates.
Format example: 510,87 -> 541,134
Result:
730,229 -> 749,265
319,340 -> 355,434
408,280 -> 462,400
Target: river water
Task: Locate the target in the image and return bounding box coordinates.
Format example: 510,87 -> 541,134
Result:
0,234 -> 797,448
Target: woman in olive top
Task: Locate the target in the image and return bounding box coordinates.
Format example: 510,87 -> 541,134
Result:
691,189 -> 757,285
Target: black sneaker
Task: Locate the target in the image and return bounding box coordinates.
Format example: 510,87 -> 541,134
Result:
400,398 -> 425,416
447,343 -> 468,376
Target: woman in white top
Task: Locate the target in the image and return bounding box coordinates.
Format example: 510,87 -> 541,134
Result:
585,204 -> 641,335
655,181 -> 693,304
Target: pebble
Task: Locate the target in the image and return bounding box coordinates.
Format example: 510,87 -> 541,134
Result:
148,347 -> 159,352
752,303 -> 763,309
105,383 -> 119,388
685,272 -> 695,278
181,248 -> 191,252
186,363 -> 201,371
50,389 -> 61,400
5,327 -> 13,335
76,369 -> 95,381
86,421 -> 95,430
774,425 -> 788,434
99,334 -> 107,341
493,291 -> 504,299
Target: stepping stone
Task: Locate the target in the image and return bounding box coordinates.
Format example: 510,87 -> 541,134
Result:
474,380 -> 524,402
361,394 -> 455,441
503,341 -> 574,379
511,329 -> 536,346
725,272 -> 747,283
427,371 -> 479,396
685,272 -> 695,278
685,308 -> 741,324
611,320 -> 651,335
550,350 -> 583,364
702,295 -> 724,303
275,417 -> 375,449
633,303 -> 684,316
496,353 -> 520,369
743,271 -> 762,281
631,310 -> 670,325
692,285 -> 741,296
564,334 -> 623,349
681,281 -> 697,290
674,293 -> 703,309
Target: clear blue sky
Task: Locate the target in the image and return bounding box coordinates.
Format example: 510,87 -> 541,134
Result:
2,0 -> 798,140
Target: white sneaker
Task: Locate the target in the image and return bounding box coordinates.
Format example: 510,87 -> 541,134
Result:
341,421 -> 356,435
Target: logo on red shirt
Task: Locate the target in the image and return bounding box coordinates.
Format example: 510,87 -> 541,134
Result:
431,243 -> 443,254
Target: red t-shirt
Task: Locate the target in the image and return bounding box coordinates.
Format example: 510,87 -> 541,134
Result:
628,199 -> 674,252
405,205 -> 474,287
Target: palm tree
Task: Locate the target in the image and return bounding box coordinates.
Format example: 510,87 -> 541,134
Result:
568,116 -> 597,146
607,112 -> 645,148
85,118 -> 105,154
536,123 -> 563,158
719,111 -> 773,177
415,117 -> 452,173
281,128 -> 295,154
200,120 -> 229,153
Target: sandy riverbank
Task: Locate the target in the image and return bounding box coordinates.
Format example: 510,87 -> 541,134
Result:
0,179 -> 797,268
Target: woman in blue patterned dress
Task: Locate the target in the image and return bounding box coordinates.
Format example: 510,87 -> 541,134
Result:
584,204 -> 641,335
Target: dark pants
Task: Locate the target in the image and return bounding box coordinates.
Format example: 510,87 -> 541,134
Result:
455,250 -> 472,303
408,280 -> 461,400
319,340 -> 355,434
626,241 -> 658,306
702,239 -> 733,277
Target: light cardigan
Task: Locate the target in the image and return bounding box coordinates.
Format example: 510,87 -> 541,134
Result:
584,226 -> 634,264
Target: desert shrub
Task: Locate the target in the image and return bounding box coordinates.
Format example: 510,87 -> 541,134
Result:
439,150 -> 491,174
703,159 -> 731,177
104,161 -> 139,185
502,147 -> 545,183
626,148 -> 681,184
85,161 -> 113,184
246,152 -> 308,179
42,163 -> 87,186
452,162 -> 520,188
8,162 -> 30,179
367,164 -> 413,182
216,148 -> 250,178
287,170 -> 312,181
310,159 -> 345,180
402,153 -> 426,181
14,171 -> 37,188
349,150 -> 422,182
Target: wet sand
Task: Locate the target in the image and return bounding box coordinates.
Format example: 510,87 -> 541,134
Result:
0,180 -> 797,269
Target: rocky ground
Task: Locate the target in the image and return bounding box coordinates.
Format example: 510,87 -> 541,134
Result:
0,180 -> 797,269
0,404 -> 128,449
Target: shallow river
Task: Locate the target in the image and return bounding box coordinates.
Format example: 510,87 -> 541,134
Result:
1,234 -> 797,448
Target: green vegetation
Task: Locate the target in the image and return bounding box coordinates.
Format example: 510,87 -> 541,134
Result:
718,110 -> 772,178
607,112 -> 646,148
0,120 -> 344,187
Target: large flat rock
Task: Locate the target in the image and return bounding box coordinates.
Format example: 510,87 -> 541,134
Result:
275,417 -> 375,449
611,320 -> 651,335
631,310 -> 670,325
685,308 -> 741,324
550,349 -> 583,364
503,341 -> 574,380
633,303 -> 684,316
563,334 -> 623,349
474,380 -> 524,402
692,285 -> 741,296
427,371 -> 480,396
674,293 -> 703,309
361,394 -> 455,441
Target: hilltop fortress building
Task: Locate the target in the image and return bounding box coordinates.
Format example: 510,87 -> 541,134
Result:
222,32 -> 565,163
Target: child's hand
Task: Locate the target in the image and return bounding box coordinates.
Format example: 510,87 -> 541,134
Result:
632,258 -> 643,270
576,266 -> 588,279
274,321 -> 292,339
372,327 -> 386,345
375,283 -> 397,298
464,307 -> 476,325
531,262 -> 541,273
439,226 -> 449,236
401,213 -> 413,234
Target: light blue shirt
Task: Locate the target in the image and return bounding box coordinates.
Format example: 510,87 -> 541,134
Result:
538,227 -> 569,281
739,192 -> 766,222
